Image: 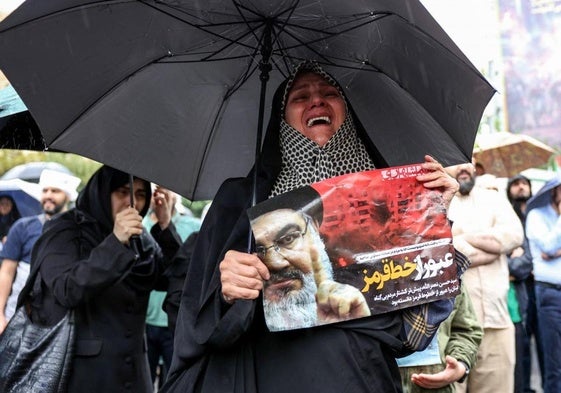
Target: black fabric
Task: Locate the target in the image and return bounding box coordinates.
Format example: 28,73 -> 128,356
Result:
161,78 -> 406,393
0,307 -> 75,393
164,231 -> 199,336
247,186 -> 323,224
0,225 -> 74,393
28,165 -> 181,393
76,165 -> 151,234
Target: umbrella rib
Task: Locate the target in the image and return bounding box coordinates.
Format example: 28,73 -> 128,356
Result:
145,1 -> 271,61
146,2 -> 388,66
277,12 -> 391,52
232,0 -> 298,55
143,2 -> 425,74
284,11 -> 391,36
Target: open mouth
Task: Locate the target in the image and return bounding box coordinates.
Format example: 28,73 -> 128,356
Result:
307,116 -> 331,127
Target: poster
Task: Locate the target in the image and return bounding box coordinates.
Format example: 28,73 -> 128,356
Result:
247,163 -> 459,331
499,0 -> 561,149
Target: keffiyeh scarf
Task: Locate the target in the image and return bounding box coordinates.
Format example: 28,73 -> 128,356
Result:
269,114 -> 375,197
270,62 -> 375,197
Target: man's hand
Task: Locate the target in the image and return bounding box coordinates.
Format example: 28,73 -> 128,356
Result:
219,250 -> 270,304
511,246 -> 524,258
411,355 -> 467,389
113,207 -> 144,243
311,246 -> 370,322
316,280 -> 371,322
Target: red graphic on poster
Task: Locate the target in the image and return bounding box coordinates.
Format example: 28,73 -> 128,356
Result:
248,164 -> 459,332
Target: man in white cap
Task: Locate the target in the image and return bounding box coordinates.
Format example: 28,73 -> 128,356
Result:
0,168 -> 81,333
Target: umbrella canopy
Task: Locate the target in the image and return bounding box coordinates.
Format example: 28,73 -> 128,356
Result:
0,178 -> 42,217
0,0 -> 494,200
1,161 -> 73,183
526,174 -> 561,213
0,110 -> 46,150
474,132 -> 557,178
0,67 -> 46,150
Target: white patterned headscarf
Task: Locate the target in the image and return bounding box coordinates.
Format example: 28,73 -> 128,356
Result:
269,62 -> 376,197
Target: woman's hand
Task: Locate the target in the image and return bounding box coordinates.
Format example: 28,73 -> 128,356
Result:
219,250 -> 270,304
417,155 -> 459,211
113,207 -> 144,244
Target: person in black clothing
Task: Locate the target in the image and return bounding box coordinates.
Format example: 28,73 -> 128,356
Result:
161,62 -> 466,393
29,165 -> 182,393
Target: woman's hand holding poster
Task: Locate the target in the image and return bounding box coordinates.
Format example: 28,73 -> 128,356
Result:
248,163 -> 459,331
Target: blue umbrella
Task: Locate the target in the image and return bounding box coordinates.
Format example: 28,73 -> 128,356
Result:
526,174 -> 561,213
0,178 -> 42,217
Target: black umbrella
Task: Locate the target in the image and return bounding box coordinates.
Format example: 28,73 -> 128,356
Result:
0,81 -> 46,150
0,0 -> 494,200
0,111 -> 46,151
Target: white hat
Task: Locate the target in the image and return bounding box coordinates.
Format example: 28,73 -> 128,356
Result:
39,169 -> 81,201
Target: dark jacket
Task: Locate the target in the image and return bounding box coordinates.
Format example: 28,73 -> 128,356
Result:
506,174 -> 533,324
29,166 -> 181,393
164,231 -> 199,336
508,237 -> 532,323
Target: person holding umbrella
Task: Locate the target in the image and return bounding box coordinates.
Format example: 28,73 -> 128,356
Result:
525,175 -> 561,393
162,62 -> 467,393
25,166 -> 182,393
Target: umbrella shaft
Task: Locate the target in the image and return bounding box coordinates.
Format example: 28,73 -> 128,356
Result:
248,22 -> 273,252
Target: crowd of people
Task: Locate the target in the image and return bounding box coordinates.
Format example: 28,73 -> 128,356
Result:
0,61 -> 559,393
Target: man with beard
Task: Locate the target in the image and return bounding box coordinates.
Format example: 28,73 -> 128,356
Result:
0,168 -> 80,333
446,162 -> 524,393
506,174 -> 543,393
250,207 -> 370,331
507,174 -> 533,222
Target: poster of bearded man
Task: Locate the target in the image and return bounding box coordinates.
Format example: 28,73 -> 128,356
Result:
248,163 -> 459,332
